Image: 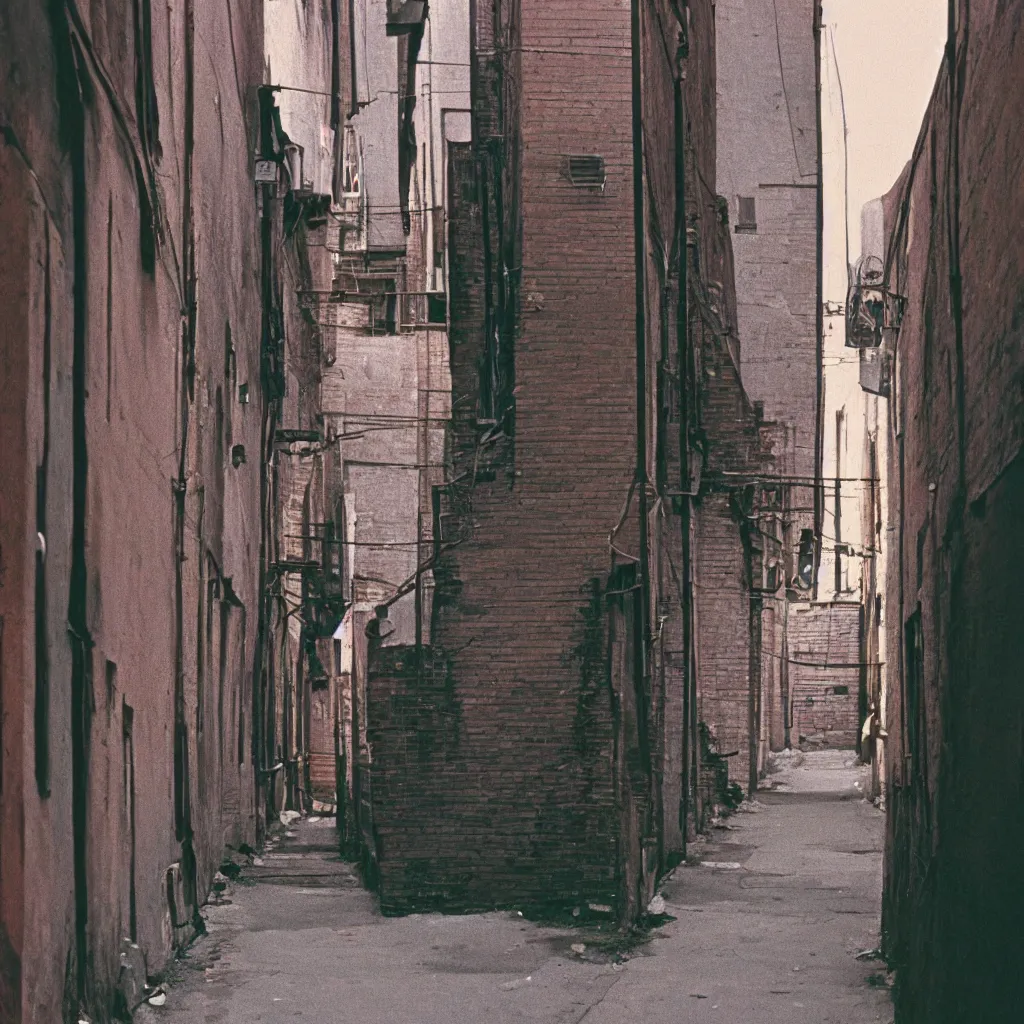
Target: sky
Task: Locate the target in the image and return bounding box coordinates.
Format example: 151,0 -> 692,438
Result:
821,0 -> 948,299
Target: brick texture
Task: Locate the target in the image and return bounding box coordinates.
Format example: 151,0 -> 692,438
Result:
364,0 -> 706,919
787,602 -> 861,749
881,6 -> 1024,1020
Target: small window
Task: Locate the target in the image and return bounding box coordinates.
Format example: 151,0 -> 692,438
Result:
796,528 -> 815,589
567,155 -> 606,189
735,196 -> 757,233
427,292 -> 447,324
833,685 -> 850,696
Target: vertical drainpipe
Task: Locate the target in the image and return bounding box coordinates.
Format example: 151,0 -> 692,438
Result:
54,14 -> 92,1001
630,0 -> 652,913
348,0 -> 359,117
630,0 -> 651,688
812,3 -> 825,599
834,407 -> 844,595
175,0 -> 202,926
673,73 -> 692,858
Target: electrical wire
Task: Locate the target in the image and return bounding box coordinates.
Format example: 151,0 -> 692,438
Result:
828,24 -> 851,276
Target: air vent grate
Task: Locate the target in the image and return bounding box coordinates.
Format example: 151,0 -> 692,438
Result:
567,155 -> 606,189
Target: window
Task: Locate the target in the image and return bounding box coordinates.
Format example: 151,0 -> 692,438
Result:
735,196 -> 757,233
427,293 -> 447,325
833,685 -> 850,696
342,126 -> 360,195
567,155 -> 606,189
904,610 -> 926,784
796,528 -> 815,589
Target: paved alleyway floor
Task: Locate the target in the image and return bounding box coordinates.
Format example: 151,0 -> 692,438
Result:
137,751 -> 891,1023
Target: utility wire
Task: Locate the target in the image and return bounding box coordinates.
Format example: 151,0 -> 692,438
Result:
828,24 -> 851,275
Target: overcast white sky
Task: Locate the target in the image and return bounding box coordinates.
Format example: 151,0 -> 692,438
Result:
821,0 -> 948,298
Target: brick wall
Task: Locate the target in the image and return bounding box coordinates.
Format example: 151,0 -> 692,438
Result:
882,6 -> 1024,1019
715,0 -> 819,585
364,0 -> 703,919
0,1 -> 271,1017
787,602 -> 861,749
694,322 -> 773,790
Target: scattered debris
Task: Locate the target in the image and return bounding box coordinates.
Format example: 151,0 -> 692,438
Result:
587,903 -> 613,914
279,810 -> 301,826
701,861 -> 741,870
647,894 -> 666,915
855,948 -> 883,961
570,943 -> 586,955
690,993 -> 708,999
499,975 -> 532,991
146,986 -> 167,1007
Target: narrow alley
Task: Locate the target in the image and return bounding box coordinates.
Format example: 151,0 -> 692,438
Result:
2,1 -> 1022,1022
137,752 -> 888,1023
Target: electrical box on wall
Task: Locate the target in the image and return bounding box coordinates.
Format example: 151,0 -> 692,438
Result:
254,159 -> 277,184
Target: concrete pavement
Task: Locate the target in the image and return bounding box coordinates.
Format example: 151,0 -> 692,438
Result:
136,752 -> 891,1023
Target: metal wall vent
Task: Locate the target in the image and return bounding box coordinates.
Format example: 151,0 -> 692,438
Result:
567,155 -> 606,189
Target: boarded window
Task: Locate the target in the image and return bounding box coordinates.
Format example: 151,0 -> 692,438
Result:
567,155 -> 606,189
736,196 -> 757,233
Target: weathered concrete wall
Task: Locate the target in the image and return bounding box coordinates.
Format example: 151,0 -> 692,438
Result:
882,5 -> 1024,1019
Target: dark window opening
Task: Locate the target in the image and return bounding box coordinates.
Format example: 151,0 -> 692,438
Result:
215,386 -> 224,468
904,610 -> 928,795
106,659 -> 118,710
427,292 -> 447,324
567,155 -> 607,189
735,196 -> 757,233
133,0 -> 160,273
796,529 -> 815,589
833,685 -> 850,696
916,523 -> 927,590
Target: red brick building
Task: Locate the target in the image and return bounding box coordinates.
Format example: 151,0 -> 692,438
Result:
0,2 -> 350,1019
361,0 -> 776,923
879,4 -> 1024,1018
362,0 -> 737,925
